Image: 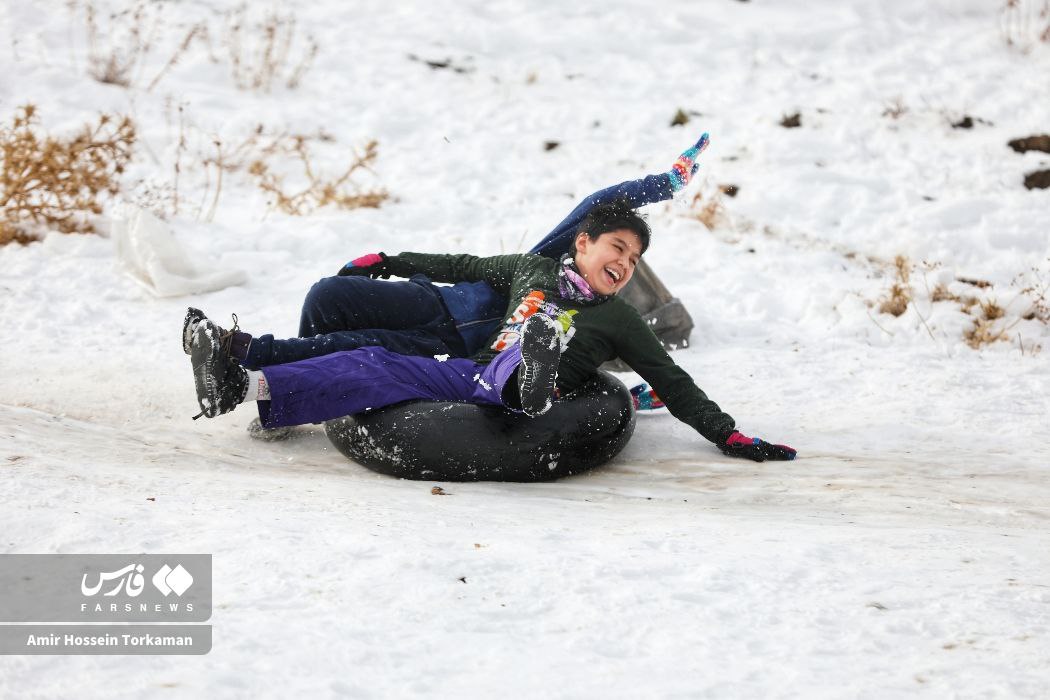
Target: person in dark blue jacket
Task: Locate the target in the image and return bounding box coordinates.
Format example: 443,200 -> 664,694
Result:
181,134 -> 710,369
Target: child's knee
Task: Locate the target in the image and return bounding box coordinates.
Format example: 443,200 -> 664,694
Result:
299,276 -> 356,335
302,276 -> 368,317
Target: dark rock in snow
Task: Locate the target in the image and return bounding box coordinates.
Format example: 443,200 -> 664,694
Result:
1009,134 -> 1050,154
407,54 -> 474,74
1023,169 -> 1050,190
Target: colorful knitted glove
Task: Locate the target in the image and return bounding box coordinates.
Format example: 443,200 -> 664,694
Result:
629,383 -> 665,411
719,430 -> 796,462
668,132 -> 710,192
337,252 -> 392,278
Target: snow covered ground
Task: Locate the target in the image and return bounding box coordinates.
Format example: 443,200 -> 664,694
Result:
1,0 -> 1049,696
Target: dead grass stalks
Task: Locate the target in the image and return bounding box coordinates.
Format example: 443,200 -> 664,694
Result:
1,105 -> 135,245
1000,0 -> 1050,50
878,255 -> 913,316
950,264 -> 1050,349
74,0 -> 207,92
689,185 -> 725,231
248,137 -> 388,215
964,319 -> 1010,348
176,123 -> 386,221
881,98 -> 908,120
876,257 -> 1045,350
225,6 -> 319,93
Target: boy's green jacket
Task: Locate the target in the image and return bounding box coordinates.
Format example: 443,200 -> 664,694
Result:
386,252 -> 737,445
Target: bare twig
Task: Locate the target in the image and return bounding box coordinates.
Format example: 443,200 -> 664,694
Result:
147,23 -> 207,92
865,309 -> 894,337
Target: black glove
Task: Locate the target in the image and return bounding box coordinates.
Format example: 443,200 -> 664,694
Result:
719,430 -> 797,462
336,252 -> 391,278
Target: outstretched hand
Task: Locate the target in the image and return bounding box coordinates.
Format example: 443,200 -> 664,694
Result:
337,252 -> 392,278
719,430 -> 796,462
668,132 -> 710,192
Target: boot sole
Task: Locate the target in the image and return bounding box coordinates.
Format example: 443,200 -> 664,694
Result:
191,320 -> 224,418
182,307 -> 205,355
518,314 -> 561,417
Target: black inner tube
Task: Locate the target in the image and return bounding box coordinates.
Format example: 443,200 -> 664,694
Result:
325,371 -> 636,482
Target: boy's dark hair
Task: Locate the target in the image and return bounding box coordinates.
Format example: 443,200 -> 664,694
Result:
576,199 -> 651,254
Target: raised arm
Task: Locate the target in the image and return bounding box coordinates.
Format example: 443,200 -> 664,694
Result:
529,133 -> 710,259
335,136 -> 711,275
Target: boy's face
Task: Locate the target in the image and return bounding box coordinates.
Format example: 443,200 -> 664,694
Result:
573,229 -> 643,295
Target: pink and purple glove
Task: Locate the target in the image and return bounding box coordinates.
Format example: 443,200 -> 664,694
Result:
668,132 -> 710,193
337,252 -> 391,278
630,383 -> 665,411
719,430 -> 796,462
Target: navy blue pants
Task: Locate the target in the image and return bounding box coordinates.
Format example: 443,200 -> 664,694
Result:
243,276 -> 468,369
257,344 -> 523,428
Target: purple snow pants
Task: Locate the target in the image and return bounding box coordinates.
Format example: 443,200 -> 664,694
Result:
256,345 -> 523,428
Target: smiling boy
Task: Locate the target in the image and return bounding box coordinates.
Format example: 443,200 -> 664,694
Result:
188,199 -> 795,462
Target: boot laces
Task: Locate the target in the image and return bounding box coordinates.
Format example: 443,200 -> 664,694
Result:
218,313 -> 240,358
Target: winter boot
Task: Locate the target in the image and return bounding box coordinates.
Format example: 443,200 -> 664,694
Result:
246,417 -> 298,442
517,313 -> 563,417
191,318 -> 249,419
183,307 -> 252,360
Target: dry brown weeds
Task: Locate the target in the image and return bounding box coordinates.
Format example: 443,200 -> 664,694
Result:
930,283 -> 958,303
82,1 -> 157,87
878,255 -> 913,316
881,98 -> 908,120
980,299 -> 1006,320
74,1 -> 315,94
690,188 -> 725,231
225,6 -> 319,93
249,137 -> 388,216
183,124 -> 387,221
957,265 -> 1049,349
1,105 -> 135,244
964,319 -> 1010,348
77,0 -> 204,92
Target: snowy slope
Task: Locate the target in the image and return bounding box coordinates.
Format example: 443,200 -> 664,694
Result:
1,0 -> 1049,697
